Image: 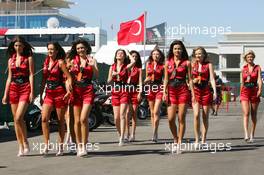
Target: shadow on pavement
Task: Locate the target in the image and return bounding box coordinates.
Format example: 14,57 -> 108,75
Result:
84,149 -> 167,157
0,126 -> 58,143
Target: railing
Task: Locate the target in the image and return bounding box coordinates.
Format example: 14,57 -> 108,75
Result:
0,9 -> 59,15
0,9 -> 83,22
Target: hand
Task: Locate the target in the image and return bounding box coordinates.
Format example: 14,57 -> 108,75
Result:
29,93 -> 34,103
112,71 -> 118,76
193,78 -> 199,84
2,95 -> 7,105
137,93 -> 142,102
66,80 -> 73,92
40,97 -> 44,105
125,49 -> 130,56
63,92 -> 71,101
144,77 -> 151,84
130,56 -> 136,63
162,93 -> 167,102
213,92 -> 217,101
88,57 -> 95,67
191,95 -> 197,104
257,90 -> 262,97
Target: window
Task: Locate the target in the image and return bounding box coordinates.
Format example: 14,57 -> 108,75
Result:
4,33 -> 96,47
75,34 -> 95,46
51,34 -> 74,46
27,35 -> 50,46
226,54 -> 240,68
0,36 -> 6,47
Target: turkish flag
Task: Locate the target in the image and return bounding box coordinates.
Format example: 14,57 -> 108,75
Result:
0,28 -> 8,36
117,14 -> 145,45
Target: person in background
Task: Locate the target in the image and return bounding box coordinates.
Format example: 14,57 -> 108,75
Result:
163,40 -> 195,154
125,50 -> 143,142
68,39 -> 99,156
107,49 -> 135,146
211,73 -> 223,116
144,48 -> 165,142
40,42 -> 72,156
2,36 -> 34,157
240,50 -> 262,143
191,47 -> 216,148
64,54 -> 76,154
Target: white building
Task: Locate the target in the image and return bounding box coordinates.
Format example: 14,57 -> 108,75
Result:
186,33 -> 264,83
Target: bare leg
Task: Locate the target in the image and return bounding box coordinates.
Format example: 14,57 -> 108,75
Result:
153,100 -> 162,141
241,101 -> 250,140
41,104 -> 53,145
80,104 -> 92,146
192,102 -> 200,144
167,104 -> 178,143
41,104 -> 53,153
64,105 -> 71,144
56,107 -> 66,155
69,105 -> 76,143
148,101 -> 155,134
250,102 -> 259,140
73,106 -> 82,153
119,103 -> 128,145
201,105 -> 210,143
177,103 -> 187,144
130,104 -> 138,140
125,105 -> 131,139
11,104 -> 22,148
113,106 -> 121,136
11,102 -> 29,156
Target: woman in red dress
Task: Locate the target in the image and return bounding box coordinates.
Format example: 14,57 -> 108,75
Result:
191,47 -> 216,147
40,42 -> 72,156
144,48 -> 165,142
163,40 -> 195,153
2,36 -> 34,157
64,54 -> 76,153
68,39 -> 99,156
240,50 -> 262,143
107,49 -> 135,146
125,50 -> 142,142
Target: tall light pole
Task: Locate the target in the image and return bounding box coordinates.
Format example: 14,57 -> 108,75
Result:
15,0 -> 18,28
18,0 -> 21,28
24,0 -> 27,28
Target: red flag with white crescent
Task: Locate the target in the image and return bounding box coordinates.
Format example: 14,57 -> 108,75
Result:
117,14 -> 145,45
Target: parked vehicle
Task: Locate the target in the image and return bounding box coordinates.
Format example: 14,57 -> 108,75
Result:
25,94 -> 103,132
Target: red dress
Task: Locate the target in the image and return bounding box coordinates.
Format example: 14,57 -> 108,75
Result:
146,61 -> 163,101
240,64 -> 261,103
43,57 -> 67,108
192,62 -> 212,106
167,58 -> 190,105
9,54 -> 31,104
127,66 -> 141,105
111,63 -> 129,106
71,55 -> 94,106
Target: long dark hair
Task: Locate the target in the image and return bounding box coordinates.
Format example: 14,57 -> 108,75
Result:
129,50 -> 142,68
167,40 -> 188,60
47,42 -> 66,60
114,49 -> 129,65
7,36 -> 34,57
148,48 -> 165,64
68,39 -> 92,60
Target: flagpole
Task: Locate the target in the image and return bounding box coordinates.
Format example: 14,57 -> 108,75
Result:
143,11 -> 147,67
164,22 -> 167,55
24,0 -> 27,28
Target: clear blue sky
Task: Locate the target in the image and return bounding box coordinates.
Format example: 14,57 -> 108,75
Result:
62,0 -> 264,45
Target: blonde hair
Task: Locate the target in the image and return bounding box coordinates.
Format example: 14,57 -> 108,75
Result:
243,50 -> 255,61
